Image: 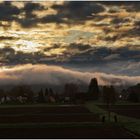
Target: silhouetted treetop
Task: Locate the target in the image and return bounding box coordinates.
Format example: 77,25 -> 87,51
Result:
88,78 -> 100,100
102,85 -> 117,105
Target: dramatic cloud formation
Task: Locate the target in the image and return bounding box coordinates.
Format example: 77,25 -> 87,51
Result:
0,1 -> 139,86
0,64 -> 140,86
0,43 -> 140,77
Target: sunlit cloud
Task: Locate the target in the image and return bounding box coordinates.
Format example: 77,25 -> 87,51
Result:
0,1 -> 139,83
13,40 -> 41,53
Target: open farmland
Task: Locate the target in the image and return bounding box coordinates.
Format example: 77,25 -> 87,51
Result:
0,105 -> 90,114
0,104 -> 138,138
0,105 -> 100,123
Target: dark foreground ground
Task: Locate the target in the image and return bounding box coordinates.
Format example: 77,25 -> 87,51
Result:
0,105 -> 99,123
0,126 -> 137,139
0,104 -> 138,138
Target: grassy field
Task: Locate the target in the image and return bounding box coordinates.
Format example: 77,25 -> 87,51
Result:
85,101 -> 140,136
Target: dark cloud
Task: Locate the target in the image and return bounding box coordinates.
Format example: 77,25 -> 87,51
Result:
0,2 -> 45,28
0,47 -> 15,64
108,9 -> 119,13
134,20 -> 140,30
16,17 -> 39,28
111,17 -> 130,25
52,1 -> 105,21
0,36 -> 16,40
23,2 -> 44,14
0,47 -> 46,65
97,1 -> 140,14
0,44 -> 140,77
43,44 -> 61,52
64,45 -> 140,66
100,1 -> 140,12
121,19 -> 140,37
22,2 -> 45,21
39,1 -> 140,25
0,1 -> 139,28
39,2 -> 106,25
99,1 -> 128,6
105,18 -> 140,39
127,25 -> 140,37
125,2 -> 140,12
67,43 -> 91,51
66,47 -> 111,65
0,1 -> 20,21
1,44 -> 139,67
0,47 -> 15,55
40,14 -> 65,24
104,35 -> 119,42
16,2 -> 45,28
120,26 -> 140,38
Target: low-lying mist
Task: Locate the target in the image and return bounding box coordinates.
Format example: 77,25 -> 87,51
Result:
0,64 -> 140,87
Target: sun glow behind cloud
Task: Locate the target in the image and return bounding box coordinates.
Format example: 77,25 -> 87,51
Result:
0,1 -> 139,52
0,1 -> 139,82
13,40 -> 41,53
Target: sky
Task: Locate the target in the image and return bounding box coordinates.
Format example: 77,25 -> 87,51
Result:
0,1 -> 140,86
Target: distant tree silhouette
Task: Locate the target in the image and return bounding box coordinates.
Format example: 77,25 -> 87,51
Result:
10,85 -> 34,103
102,85 -> 117,121
0,89 -> 6,103
64,83 -> 78,103
114,115 -> 118,123
49,88 -> 54,95
64,83 -> 78,97
0,89 -> 5,98
102,116 -> 106,123
25,86 -> 34,102
37,89 -> 45,103
88,78 -> 100,100
45,88 -> 49,96
120,89 -> 128,100
128,92 -> 139,102
127,84 -> 140,102
44,88 -> 49,102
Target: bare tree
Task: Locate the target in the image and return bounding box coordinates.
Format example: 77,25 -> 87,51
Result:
64,83 -> 78,96
64,83 -> 79,103
38,88 -> 45,103
102,85 -> 117,121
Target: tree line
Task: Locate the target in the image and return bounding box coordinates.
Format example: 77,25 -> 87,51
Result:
0,78 -> 139,104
